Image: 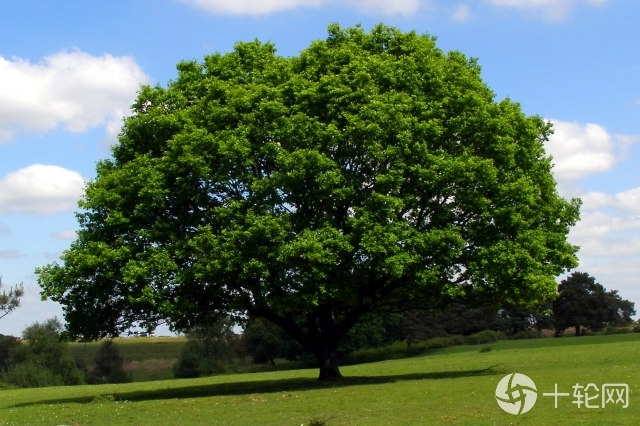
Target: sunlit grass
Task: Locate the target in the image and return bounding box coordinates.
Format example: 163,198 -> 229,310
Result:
2,333 -> 639,425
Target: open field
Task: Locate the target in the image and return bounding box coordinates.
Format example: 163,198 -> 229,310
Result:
69,337 -> 188,382
2,333 -> 639,425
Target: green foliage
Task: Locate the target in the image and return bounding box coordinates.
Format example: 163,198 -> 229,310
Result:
242,317 -> 290,364
174,321 -> 237,378
37,24 -> 580,380
86,340 -> 131,384
339,312 -> 402,354
1,318 -> 84,388
465,329 -> 505,345
509,329 -> 542,340
0,334 -> 18,371
0,276 -> 24,320
553,271 -> 636,336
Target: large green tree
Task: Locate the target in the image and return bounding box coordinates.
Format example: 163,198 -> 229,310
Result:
37,24 -> 579,379
553,271 -> 635,336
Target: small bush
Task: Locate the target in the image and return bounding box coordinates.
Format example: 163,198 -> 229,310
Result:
510,330 -> 542,340
603,326 -> 632,335
448,335 -> 466,346
2,361 -> 66,388
633,325 -> 640,333
424,337 -> 452,350
466,330 -> 504,345
0,334 -> 18,370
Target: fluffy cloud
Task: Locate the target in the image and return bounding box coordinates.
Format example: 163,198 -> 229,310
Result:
451,4 -> 472,22
0,51 -> 149,142
342,0 -> 421,15
0,164 -> 85,216
580,188 -> 640,214
177,0 -> 421,15
0,249 -> 23,259
50,230 -> 78,240
486,0 -> 606,21
545,120 -> 620,182
177,0 -> 320,15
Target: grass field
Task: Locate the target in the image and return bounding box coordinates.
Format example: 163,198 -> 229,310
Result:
2,333 -> 639,425
69,337 -> 188,382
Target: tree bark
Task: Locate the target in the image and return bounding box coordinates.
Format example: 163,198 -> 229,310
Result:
315,346 -> 342,380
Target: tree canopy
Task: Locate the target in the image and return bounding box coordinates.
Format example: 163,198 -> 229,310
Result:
37,24 -> 580,379
553,271 -> 635,336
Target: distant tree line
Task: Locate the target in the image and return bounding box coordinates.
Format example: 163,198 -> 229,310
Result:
0,318 -> 130,388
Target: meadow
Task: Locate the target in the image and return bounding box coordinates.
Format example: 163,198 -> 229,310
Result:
1,333 -> 639,425
69,337 -> 188,382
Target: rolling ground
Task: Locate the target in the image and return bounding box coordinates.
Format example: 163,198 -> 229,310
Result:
1,333 -> 639,425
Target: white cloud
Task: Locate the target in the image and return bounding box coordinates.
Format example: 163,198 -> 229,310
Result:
451,4 -> 472,22
177,0 -> 321,15
342,0 -> 422,15
0,249 -> 23,259
571,211 -> 640,240
616,187 -> 640,214
50,230 -> 78,240
486,0 -> 606,21
177,0 -> 422,15
545,120 -> 619,182
579,188 -> 640,214
0,50 -> 149,143
0,164 -> 85,216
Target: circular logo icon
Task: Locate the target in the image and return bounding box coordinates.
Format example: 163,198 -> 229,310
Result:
495,373 -> 537,415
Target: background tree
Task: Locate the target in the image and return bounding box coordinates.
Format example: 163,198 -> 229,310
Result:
553,272 -> 635,336
173,319 -> 237,378
37,24 -> 580,379
1,318 -> 84,388
86,340 -> 130,384
242,317 -> 287,365
0,277 -> 24,320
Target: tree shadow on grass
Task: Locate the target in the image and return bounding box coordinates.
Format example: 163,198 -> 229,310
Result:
10,365 -> 502,408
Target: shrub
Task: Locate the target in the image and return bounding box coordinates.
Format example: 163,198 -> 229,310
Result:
174,322 -> 236,378
448,335 -> 466,346
87,340 -> 131,384
510,330 -> 542,340
466,330 -> 504,345
1,318 -> 84,388
0,334 -> 18,371
424,337 -> 452,350
603,325 -> 632,335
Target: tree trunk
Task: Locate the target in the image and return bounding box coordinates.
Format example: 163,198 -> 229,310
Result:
315,346 -> 342,380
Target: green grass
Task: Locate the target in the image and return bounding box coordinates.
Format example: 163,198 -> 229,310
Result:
2,333 -> 640,425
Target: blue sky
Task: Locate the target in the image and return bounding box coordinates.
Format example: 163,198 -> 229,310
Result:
0,0 -> 638,336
